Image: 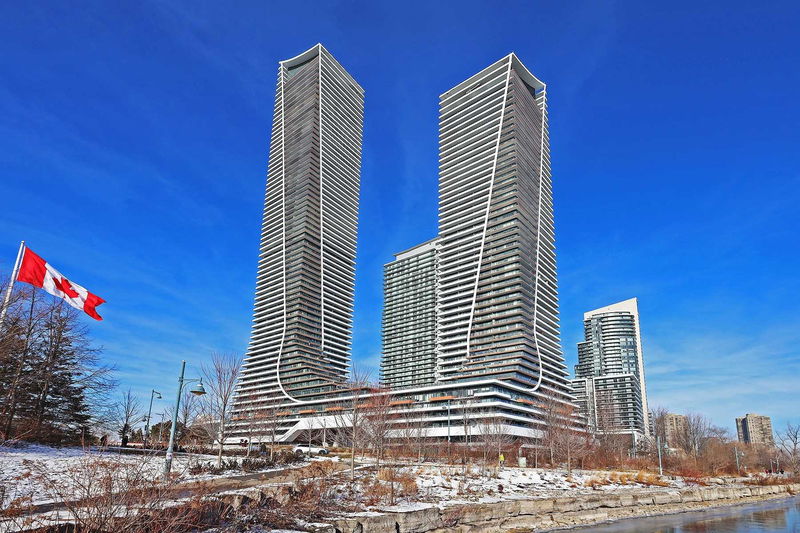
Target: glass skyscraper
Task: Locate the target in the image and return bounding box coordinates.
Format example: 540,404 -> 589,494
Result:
232,50 -> 577,444
435,54 -> 572,406
233,44 -> 364,415
572,298 -> 650,436
381,238 -> 439,389
381,53 -> 575,436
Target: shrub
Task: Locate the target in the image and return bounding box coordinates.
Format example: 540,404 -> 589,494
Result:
6,454 -> 222,532
675,466 -> 708,486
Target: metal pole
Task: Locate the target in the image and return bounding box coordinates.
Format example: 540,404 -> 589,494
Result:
144,389 -> 157,449
734,447 -> 740,474
158,411 -> 166,443
446,400 -> 451,459
163,360 -> 186,477
0,241 -> 25,329
447,400 -> 451,442
657,436 -> 663,476
447,400 -> 450,444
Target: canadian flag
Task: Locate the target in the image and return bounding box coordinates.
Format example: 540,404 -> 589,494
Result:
16,247 -> 106,320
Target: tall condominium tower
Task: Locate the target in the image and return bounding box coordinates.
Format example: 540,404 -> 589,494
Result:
572,298 -> 650,436
736,413 -> 774,445
381,238 -> 439,390
234,44 -> 364,409
663,413 -> 688,448
435,54 -> 572,405
231,51 -> 574,444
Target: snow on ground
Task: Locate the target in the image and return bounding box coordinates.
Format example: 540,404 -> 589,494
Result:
393,463 -> 676,506
0,442 -> 256,506
1,444 -> 680,513
412,464 -> 584,502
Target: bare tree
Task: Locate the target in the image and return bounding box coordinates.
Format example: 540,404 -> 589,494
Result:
263,400 -> 283,461
235,392 -> 264,457
200,351 -> 242,467
537,395 -> 575,466
570,427 -> 595,471
777,422 -> 800,474
679,412 -> 728,462
361,387 -> 393,467
331,367 -> 372,480
0,286 -> 44,441
398,404 -> 426,465
179,389 -> 199,436
549,403 -> 586,474
478,416 -> 514,476
650,405 -> 669,445
173,388 -> 204,462
1,285 -> 114,444
460,397 -> 475,471
116,389 -> 142,447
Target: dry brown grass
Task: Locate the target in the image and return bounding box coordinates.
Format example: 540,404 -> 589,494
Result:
634,471 -> 671,487
744,475 -> 800,486
584,470 -> 670,489
1,453 -> 222,533
584,476 -> 610,489
675,466 -> 708,486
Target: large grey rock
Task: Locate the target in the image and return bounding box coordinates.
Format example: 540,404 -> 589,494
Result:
700,488 -> 721,501
552,510 -> 609,526
731,487 -> 751,498
617,494 -> 635,507
680,489 -> 703,503
386,506 -> 442,533
652,491 -> 681,505
553,497 -> 580,512
517,498 -> 554,514
333,514 -> 399,533
324,481 -> 800,533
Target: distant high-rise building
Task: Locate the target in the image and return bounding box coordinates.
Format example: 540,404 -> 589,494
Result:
736,413 -> 774,445
572,298 -> 650,436
233,44 -> 364,412
381,238 -> 439,390
663,413 -> 688,448
572,374 -> 643,435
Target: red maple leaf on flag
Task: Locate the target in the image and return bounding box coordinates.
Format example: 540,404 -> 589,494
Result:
53,277 -> 80,298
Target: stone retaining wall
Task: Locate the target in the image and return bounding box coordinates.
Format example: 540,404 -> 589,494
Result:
325,483 -> 800,533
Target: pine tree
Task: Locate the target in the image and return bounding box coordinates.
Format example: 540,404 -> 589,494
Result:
0,280 -> 114,444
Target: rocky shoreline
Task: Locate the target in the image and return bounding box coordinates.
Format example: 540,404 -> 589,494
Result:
323,483 -> 800,532
541,487 -> 800,532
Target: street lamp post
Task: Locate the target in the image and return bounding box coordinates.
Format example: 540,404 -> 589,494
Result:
163,360 -> 206,477
157,410 -> 166,443
144,389 -> 162,449
656,436 -> 664,476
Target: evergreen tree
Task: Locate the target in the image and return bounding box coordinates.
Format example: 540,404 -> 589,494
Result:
0,279 -> 114,444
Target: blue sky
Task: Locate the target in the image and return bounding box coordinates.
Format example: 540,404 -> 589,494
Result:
1,1 -> 798,434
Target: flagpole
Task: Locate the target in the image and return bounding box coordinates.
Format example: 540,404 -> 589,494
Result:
0,241 -> 26,329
